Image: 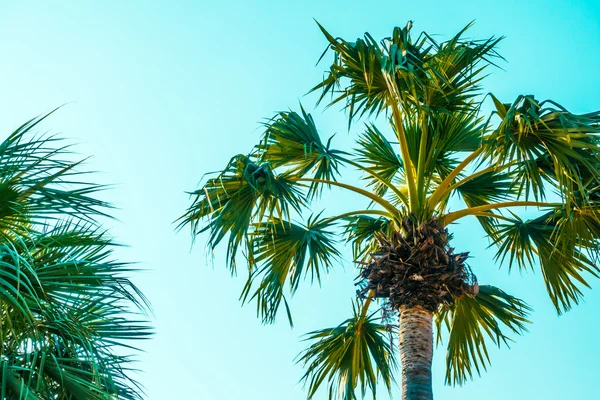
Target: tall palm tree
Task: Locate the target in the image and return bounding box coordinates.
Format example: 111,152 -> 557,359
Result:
179,22 -> 600,400
0,110 -> 151,399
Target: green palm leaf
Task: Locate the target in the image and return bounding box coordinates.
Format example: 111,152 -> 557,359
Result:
493,209 -> 600,312
242,215 -> 340,325
403,109 -> 486,206
435,285 -> 531,386
454,169 -> 517,236
312,23 -> 399,124
313,21 -> 501,125
0,112 -> 111,236
0,113 -> 151,399
0,223 -> 151,399
486,94 -> 600,199
354,125 -> 403,197
343,215 -> 392,262
178,154 -> 305,270
257,106 -> 345,197
298,301 -> 397,399
419,23 -> 503,111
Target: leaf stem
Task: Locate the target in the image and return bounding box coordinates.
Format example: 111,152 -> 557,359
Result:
416,113 -> 429,211
292,177 -> 402,220
442,201 -> 555,224
322,210 -> 392,225
427,148 -> 483,208
338,156 -> 409,207
389,88 -> 419,212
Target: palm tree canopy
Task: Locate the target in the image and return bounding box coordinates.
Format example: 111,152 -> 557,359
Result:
0,110 -> 151,399
180,21 -> 600,399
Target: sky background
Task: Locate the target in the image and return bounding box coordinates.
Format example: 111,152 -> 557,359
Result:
1,1 -> 599,399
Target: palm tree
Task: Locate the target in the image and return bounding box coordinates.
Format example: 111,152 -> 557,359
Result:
0,110 -> 151,399
179,22 -> 600,400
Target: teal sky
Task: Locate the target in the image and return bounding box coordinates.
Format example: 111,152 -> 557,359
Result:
1,1 -> 599,399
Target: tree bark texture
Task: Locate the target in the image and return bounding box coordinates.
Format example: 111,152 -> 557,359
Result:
399,306 -> 433,400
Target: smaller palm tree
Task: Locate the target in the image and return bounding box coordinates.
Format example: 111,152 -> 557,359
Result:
180,22 -> 600,399
0,110 -> 152,399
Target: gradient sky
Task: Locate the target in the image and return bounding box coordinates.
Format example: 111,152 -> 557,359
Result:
1,1 -> 599,399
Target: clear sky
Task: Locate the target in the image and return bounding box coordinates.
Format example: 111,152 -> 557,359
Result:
1,1 -> 599,399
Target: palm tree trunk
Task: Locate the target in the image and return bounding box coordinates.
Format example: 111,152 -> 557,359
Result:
399,306 -> 433,400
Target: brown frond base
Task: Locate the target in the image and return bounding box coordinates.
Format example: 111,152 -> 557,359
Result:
360,217 -> 477,312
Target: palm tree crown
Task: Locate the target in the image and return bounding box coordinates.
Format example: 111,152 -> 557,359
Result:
0,110 -> 151,399
180,21 -> 600,399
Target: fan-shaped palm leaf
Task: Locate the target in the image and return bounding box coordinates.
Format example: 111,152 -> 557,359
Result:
298,301 -> 397,400
242,215 -> 340,325
493,208 -> 600,312
178,154 -> 304,270
435,285 -> 531,386
257,106 -> 345,197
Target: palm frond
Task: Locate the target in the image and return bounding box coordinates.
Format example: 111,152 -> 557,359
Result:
298,301 -> 397,399
486,94 -> 600,200
404,109 -> 485,199
311,23 -> 401,124
312,21 -> 501,123
420,24 -> 503,112
0,112 -> 112,236
178,154 -> 305,271
241,215 -> 340,325
354,124 -> 403,197
435,285 -> 531,386
0,222 -> 151,400
0,113 -> 150,399
454,169 -> 517,236
343,215 -> 392,262
493,207 -> 600,313
257,106 -> 345,197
